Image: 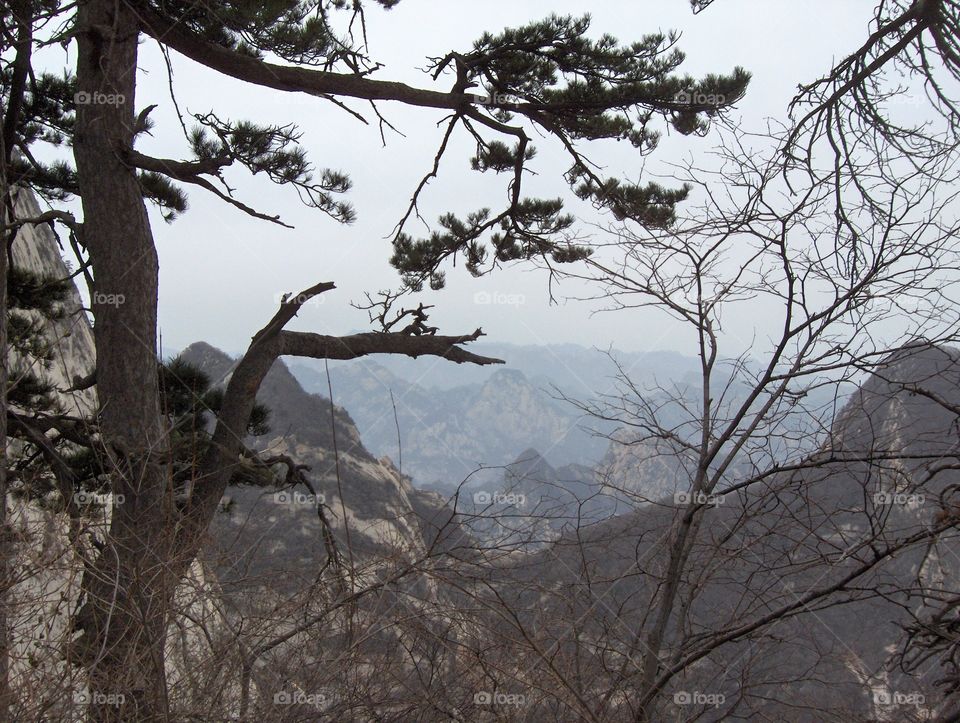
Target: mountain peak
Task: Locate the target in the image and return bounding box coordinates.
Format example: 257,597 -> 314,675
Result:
875,340 -> 959,383
178,341 -> 236,382
179,340 -> 226,358
832,341 -> 960,455
506,448 -> 557,484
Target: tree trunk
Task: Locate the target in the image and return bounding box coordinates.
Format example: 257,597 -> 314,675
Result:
0,109 -> 11,723
67,4 -> 505,717
635,506 -> 705,720
71,1 -> 173,718
1,0 -> 33,712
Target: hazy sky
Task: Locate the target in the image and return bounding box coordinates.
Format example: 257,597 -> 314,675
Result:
48,1 -> 873,356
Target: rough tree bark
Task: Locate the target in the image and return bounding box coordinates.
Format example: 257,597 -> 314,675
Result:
0,115 -> 10,723
71,0 -> 174,718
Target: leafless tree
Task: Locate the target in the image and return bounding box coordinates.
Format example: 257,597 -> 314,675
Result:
5,2 -> 960,721
485,118 -> 960,720
0,0 -> 753,715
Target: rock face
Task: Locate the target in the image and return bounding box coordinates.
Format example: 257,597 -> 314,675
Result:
459,448 -> 626,546
5,188 -> 98,720
178,343 -> 460,598
4,188 -> 247,720
8,186 -> 97,417
293,359 -> 610,488
594,428 -> 695,502
517,342 -> 960,721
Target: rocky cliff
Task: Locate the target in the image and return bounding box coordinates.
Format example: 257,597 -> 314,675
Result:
178,342 -> 462,599
8,186 -> 96,417
4,187 -> 248,721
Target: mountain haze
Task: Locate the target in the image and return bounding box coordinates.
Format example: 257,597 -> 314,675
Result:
291,358 -> 613,487
511,343 -> 960,720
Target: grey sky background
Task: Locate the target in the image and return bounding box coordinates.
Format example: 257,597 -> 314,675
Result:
44,2 -> 875,356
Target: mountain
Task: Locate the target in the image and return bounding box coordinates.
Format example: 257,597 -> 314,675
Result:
178,343 -> 463,600
594,428 -> 695,503
590,361 -> 844,505
291,359 -> 611,488
507,342 -> 960,720
290,346 -> 829,496
458,448 -> 629,546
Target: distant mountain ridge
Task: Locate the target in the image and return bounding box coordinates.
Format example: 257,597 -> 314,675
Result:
169,341 -> 706,492
459,448 -> 628,546
291,358 -> 614,488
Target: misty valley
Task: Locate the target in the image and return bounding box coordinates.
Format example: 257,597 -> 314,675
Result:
3,1 -> 960,721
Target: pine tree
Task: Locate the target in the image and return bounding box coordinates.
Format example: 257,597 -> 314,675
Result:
2,1 -> 750,717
